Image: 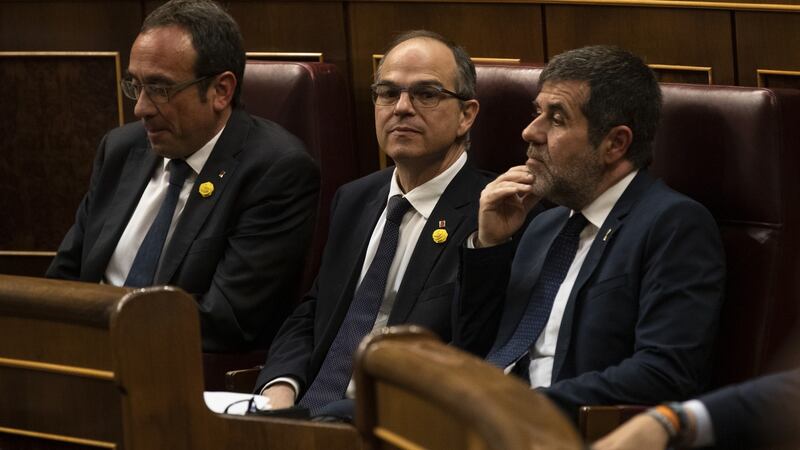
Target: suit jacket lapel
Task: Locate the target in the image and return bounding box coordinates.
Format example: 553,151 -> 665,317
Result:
387,168 -> 475,324
83,145 -> 158,280
155,110 -> 248,283
551,171 -> 654,380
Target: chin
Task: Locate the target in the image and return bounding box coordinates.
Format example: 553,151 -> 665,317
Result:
149,145 -> 183,160
383,146 -> 419,162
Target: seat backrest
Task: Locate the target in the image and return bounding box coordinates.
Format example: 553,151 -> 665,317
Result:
651,85 -> 800,386
471,64 -> 543,174
354,325 -> 582,450
241,60 -> 359,295
199,61 -> 358,389
0,275 -> 359,449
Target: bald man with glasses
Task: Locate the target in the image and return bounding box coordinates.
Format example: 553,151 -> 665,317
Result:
47,0 -> 318,353
253,30 -> 498,421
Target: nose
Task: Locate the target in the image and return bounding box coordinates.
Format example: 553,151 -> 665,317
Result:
522,114 -> 545,145
133,90 -> 158,119
393,91 -> 416,116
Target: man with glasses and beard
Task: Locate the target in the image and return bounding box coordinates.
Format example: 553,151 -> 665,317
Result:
47,0 -> 319,353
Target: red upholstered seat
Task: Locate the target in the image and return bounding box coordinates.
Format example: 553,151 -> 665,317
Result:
652,84 -> 800,386
241,60 -> 359,295
471,64 -> 543,173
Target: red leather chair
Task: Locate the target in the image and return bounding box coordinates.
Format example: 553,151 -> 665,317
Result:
241,60 -> 359,295
652,84 -> 800,385
471,64 -> 543,173
203,61 -> 358,390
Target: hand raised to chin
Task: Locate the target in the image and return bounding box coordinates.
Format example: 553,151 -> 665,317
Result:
476,165 -> 540,248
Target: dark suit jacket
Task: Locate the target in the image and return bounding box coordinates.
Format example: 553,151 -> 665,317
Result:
456,170 -> 725,420
47,108 -> 319,352
255,163 -> 493,396
702,368 -> 800,448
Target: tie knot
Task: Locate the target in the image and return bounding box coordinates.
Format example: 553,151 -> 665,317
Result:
385,195 -> 412,224
561,213 -> 588,238
167,159 -> 192,187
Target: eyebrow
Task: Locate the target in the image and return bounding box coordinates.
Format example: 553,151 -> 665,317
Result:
124,70 -> 174,85
533,99 -> 571,119
376,79 -> 444,88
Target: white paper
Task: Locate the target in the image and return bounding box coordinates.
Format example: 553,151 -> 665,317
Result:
203,391 -> 272,415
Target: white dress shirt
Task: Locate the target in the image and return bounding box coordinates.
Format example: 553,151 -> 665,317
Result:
522,170 -> 638,387
103,128 -> 224,285
265,152 -> 468,400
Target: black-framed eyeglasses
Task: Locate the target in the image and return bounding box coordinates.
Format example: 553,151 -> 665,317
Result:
371,82 -> 470,108
120,74 -> 216,104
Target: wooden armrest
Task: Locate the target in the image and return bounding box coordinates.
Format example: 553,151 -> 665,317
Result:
579,405 -> 649,442
225,366 -> 264,393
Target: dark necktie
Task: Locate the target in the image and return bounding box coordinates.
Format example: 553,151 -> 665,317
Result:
486,213 -> 588,372
300,195 -> 412,413
125,159 -> 192,287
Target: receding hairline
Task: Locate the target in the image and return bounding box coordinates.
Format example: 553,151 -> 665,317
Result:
377,36 -> 460,83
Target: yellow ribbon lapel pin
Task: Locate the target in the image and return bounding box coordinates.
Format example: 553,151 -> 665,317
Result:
432,219 -> 448,244
198,181 -> 214,198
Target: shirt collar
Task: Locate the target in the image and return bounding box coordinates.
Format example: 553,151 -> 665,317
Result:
161,126 -> 225,175
576,170 -> 638,229
387,151 -> 467,220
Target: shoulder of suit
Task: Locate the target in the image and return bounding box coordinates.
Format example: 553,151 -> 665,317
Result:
338,166 -> 394,194
632,176 -> 711,217
101,122 -> 148,161
241,113 -> 309,158
453,163 -> 496,187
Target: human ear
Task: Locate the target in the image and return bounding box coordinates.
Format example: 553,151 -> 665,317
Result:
602,125 -> 633,164
457,99 -> 480,137
211,71 -> 236,111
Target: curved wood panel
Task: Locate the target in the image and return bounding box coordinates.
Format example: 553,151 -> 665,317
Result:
355,326 -> 582,450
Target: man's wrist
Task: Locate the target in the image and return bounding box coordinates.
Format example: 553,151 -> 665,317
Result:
261,378 -> 299,401
646,402 -> 696,448
474,233 -> 511,249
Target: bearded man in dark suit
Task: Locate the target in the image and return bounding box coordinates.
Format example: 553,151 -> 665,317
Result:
456,45 -> 725,421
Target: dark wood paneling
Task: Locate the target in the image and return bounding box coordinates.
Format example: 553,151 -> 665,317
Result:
0,54 -> 121,251
228,2 -> 348,70
0,317 -> 112,369
757,71 -> 800,89
348,1 -> 545,175
144,1 -> 349,73
0,368 -> 122,444
545,5 -> 735,85
651,65 -> 713,84
0,1 -> 141,53
736,11 -> 800,87
0,1 -> 142,121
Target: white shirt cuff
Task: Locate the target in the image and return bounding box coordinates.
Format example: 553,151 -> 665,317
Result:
260,377 -> 300,402
466,231 -> 479,249
684,399 -> 715,447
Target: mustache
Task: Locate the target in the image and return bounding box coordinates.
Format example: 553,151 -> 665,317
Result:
526,143 -> 547,161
